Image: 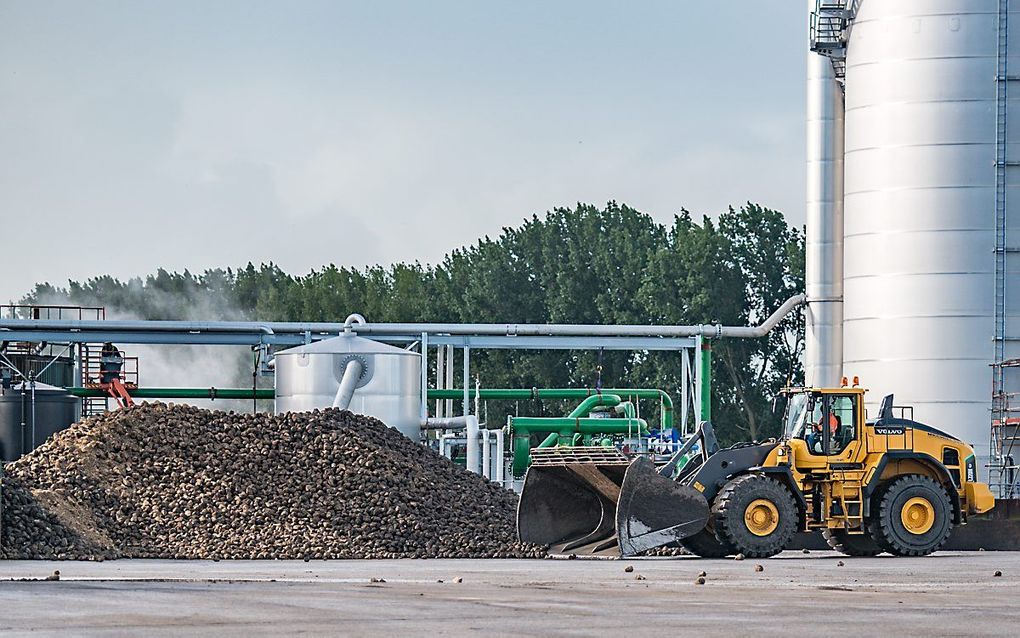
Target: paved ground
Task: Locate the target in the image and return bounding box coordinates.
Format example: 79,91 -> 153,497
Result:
1,551 -> 1018,636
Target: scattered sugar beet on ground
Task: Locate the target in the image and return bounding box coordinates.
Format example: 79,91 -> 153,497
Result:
0,403 -> 545,560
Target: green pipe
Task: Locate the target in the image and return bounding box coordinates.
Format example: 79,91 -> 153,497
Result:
538,432 -> 559,448
67,387 -> 273,400
510,417 -> 649,435
427,387 -> 674,431
512,435 -> 533,476
510,391 -> 651,477
567,394 -> 621,418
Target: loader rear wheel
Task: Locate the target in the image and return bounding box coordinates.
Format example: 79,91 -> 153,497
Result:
873,474 -> 952,556
822,528 -> 882,557
679,526 -> 735,558
713,474 -> 798,558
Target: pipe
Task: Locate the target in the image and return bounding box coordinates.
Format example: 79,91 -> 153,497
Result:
341,295 -> 805,338
331,359 -> 364,409
538,432 -> 560,448
435,343 -> 445,418
445,345 -> 454,418
421,415 -> 481,474
510,415 -> 649,477
510,417 -> 649,435
567,394 -> 622,418
0,295 -> 804,340
67,387 -> 274,400
0,319 -> 278,335
462,347 -> 470,418
494,427 -> 505,485
343,313 -> 366,332
481,428 -> 491,480
426,388 -> 675,431
805,0 -> 845,388
29,376 -> 36,450
466,414 -> 479,474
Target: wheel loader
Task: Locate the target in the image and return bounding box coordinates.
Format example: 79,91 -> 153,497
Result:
517,385 -> 996,558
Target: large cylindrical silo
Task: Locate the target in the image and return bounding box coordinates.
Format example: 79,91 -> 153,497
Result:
804,0 -> 845,388
841,0 -> 1019,460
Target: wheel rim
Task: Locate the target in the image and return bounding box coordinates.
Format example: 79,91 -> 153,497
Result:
900,496 -> 935,535
744,499 -> 779,536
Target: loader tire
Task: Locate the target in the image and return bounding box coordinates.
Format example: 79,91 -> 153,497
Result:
866,482 -> 898,554
713,474 -> 798,559
822,528 -> 883,557
872,474 -> 952,557
679,527 -> 735,558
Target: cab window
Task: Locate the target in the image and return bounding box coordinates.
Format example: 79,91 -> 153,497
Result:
801,394 -> 856,456
828,395 -> 856,454
803,397 -> 828,455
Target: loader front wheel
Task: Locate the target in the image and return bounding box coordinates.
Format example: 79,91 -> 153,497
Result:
822,528 -> 883,557
714,474 -> 798,558
873,474 -> 952,556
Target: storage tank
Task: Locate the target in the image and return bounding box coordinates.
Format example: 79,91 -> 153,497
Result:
840,0 -> 1019,460
0,382 -> 77,462
273,332 -> 422,441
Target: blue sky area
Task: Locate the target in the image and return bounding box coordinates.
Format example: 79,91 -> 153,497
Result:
0,1 -> 806,302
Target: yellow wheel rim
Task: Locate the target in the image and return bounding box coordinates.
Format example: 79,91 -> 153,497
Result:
900,496 -> 935,535
744,499 -> 780,537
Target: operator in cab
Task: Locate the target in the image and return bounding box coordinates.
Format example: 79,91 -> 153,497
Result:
807,412 -> 838,454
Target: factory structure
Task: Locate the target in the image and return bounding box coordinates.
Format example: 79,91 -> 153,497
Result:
804,0 -> 1018,490
1,304 -> 803,486
1,1 -> 1019,501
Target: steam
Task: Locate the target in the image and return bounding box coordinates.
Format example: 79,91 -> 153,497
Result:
27,284 -> 273,413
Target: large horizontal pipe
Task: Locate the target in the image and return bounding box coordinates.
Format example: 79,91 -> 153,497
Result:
510,417 -> 649,435
67,387 -> 274,400
2,294 -> 805,341
346,294 -> 805,338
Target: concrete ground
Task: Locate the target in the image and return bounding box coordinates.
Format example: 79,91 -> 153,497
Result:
1,551 -> 1018,637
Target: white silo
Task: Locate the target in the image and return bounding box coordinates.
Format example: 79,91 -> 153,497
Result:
274,332 -> 423,441
808,0 -> 1019,467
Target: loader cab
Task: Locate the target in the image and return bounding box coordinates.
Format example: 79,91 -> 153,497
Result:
782,388 -> 862,458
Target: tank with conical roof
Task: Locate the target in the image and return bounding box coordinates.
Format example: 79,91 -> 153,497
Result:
273,332 -> 422,441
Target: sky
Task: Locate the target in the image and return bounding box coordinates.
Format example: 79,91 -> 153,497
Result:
0,1 -> 806,305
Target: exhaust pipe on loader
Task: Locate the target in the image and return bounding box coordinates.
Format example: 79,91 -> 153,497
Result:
517,423 -> 720,557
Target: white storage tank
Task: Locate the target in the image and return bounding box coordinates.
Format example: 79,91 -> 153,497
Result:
274,333 -> 422,441
841,0 -> 1020,459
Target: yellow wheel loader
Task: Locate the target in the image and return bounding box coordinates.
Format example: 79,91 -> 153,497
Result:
518,386 -> 996,558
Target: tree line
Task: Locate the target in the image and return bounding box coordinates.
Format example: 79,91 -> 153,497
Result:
24,202 -> 805,444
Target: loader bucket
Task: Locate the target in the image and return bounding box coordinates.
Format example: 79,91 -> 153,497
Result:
615,456 -> 710,556
517,448 -> 710,557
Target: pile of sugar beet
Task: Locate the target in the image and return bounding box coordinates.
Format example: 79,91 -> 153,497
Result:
0,403 -> 545,560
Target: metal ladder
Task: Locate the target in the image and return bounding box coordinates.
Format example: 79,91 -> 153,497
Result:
991,0 -> 1016,498
834,473 -> 865,531
809,0 -> 855,81
79,344 -> 108,417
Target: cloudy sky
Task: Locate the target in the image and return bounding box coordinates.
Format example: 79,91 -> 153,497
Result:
0,1 -> 806,304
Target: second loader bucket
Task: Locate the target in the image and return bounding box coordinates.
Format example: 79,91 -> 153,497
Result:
518,448 -> 710,557
615,456 -> 710,556
518,447 -> 630,555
